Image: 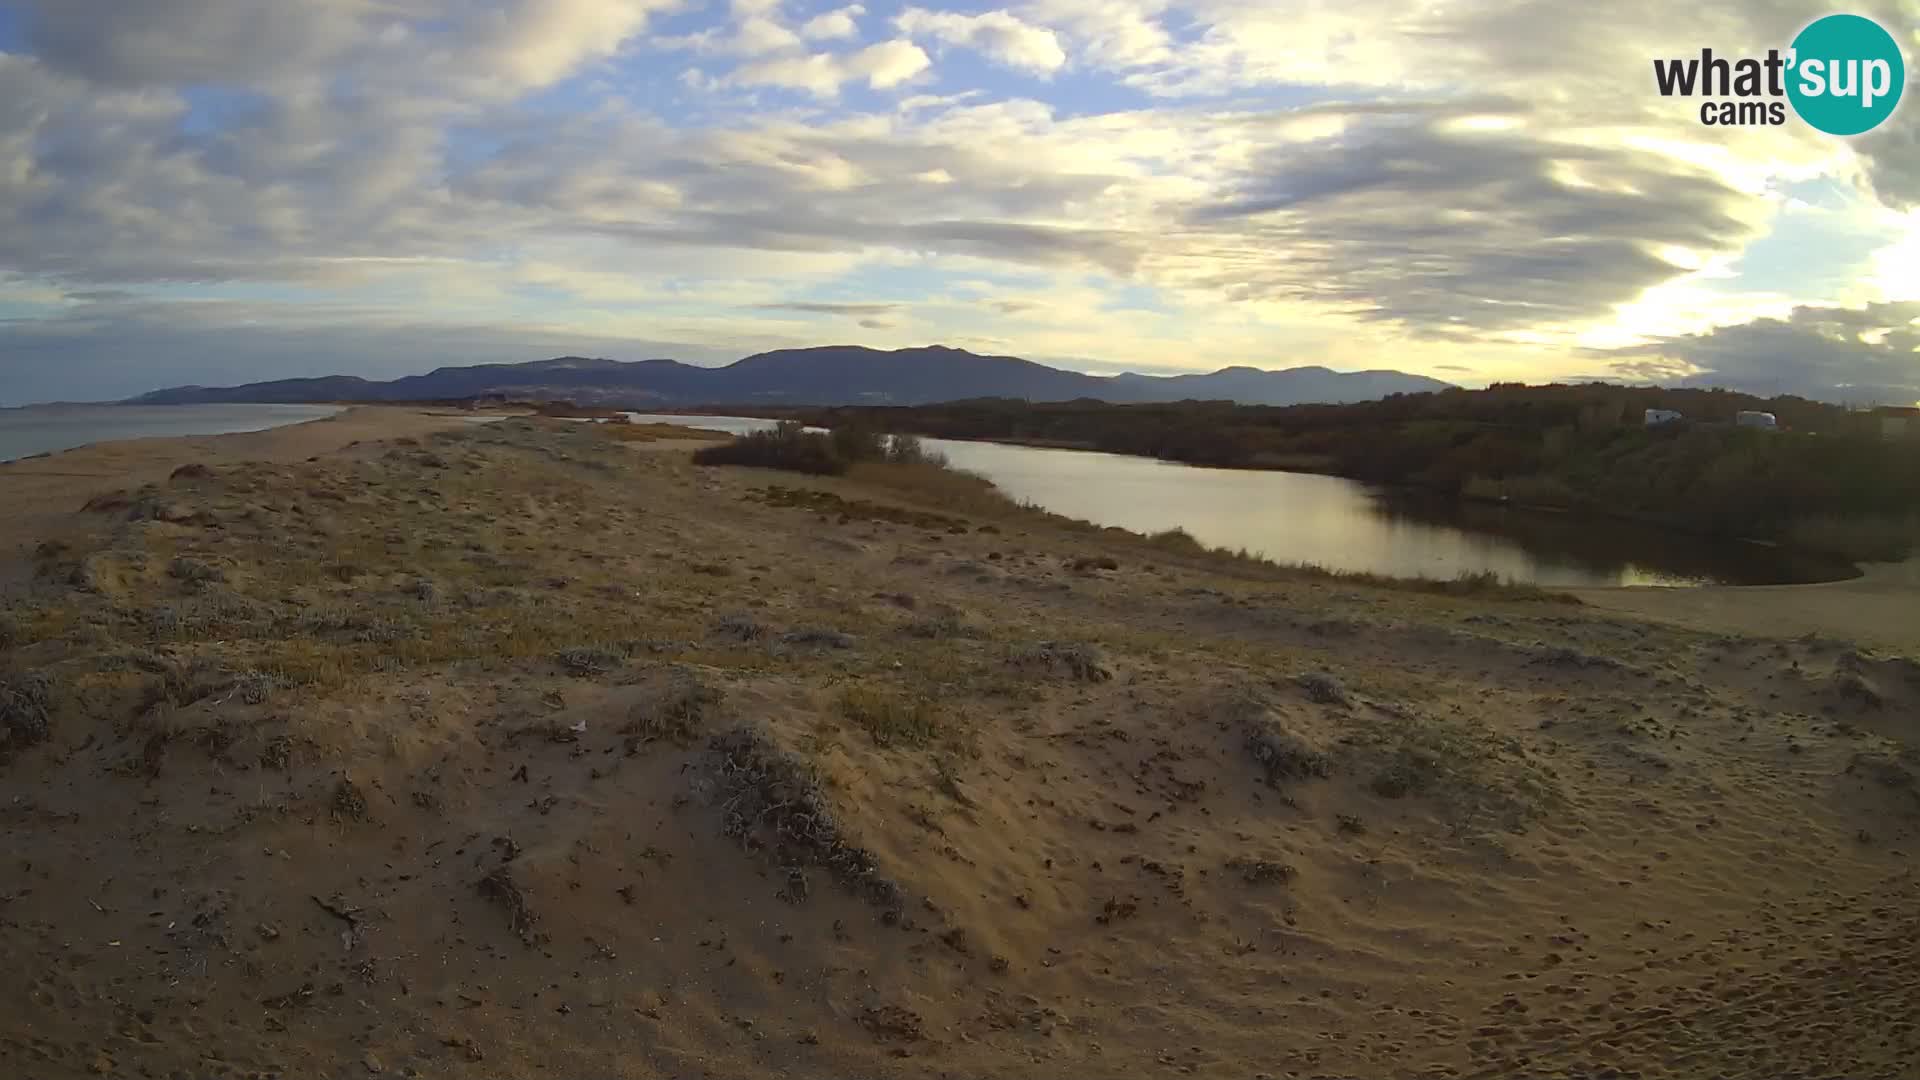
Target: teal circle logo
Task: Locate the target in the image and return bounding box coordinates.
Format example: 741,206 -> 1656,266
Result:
1787,14 -> 1906,135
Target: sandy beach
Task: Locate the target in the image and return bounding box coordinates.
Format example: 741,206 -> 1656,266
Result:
2,410 -> 1914,1079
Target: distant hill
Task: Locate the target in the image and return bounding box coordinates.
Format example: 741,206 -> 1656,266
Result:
128,346 -> 1454,408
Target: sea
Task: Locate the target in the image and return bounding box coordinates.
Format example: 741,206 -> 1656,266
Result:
0,403 -> 345,463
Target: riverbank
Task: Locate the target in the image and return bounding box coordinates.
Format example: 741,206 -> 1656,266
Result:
797,395 -> 1920,567
728,410 -> 1874,585
1577,556 -> 1920,655
2,415 -> 1914,1078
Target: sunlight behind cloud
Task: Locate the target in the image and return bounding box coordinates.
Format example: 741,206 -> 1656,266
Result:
1,0 -> 1917,402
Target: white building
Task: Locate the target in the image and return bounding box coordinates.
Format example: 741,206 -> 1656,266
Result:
1644,408 -> 1683,426
1735,411 -> 1778,429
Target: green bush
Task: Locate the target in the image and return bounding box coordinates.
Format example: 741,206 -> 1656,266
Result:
694,423 -> 954,477
840,686 -> 941,747
885,433 -> 947,467
830,424 -> 886,464
693,422 -> 848,475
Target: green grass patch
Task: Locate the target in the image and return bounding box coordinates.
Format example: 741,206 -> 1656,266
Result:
839,685 -> 942,748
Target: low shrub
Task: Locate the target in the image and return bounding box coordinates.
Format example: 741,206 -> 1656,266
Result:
695,423 -> 962,479
1241,710 -> 1331,786
1,672 -> 54,752
694,422 -> 847,475
840,685 -> 941,747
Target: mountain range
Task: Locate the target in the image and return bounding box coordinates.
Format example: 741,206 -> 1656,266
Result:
128,345 -> 1454,408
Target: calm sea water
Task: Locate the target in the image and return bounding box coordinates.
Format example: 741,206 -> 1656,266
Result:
0,403 -> 345,462
627,413 -> 1850,588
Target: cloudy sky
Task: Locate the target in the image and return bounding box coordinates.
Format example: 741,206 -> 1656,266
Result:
1,0 -> 1917,405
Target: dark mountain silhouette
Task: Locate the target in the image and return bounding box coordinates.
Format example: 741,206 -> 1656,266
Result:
129,346 -> 1454,408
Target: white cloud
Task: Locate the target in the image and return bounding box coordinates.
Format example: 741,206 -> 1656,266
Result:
731,40 -> 931,96
731,15 -> 805,56
461,0 -> 675,89
655,1 -> 812,58
848,39 -> 935,88
896,8 -> 1067,75
1021,0 -> 1169,68
801,5 -> 866,41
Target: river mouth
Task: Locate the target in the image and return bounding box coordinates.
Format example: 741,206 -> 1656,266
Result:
636,413 -> 1860,589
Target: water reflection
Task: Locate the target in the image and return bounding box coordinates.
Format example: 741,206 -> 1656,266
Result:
1369,495 -> 1856,587
626,414 -> 1853,587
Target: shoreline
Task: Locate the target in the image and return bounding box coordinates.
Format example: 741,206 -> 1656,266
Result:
1574,554 -> 1920,655
0,402 -> 351,464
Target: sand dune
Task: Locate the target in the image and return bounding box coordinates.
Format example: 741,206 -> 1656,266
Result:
1,415 -> 1914,1078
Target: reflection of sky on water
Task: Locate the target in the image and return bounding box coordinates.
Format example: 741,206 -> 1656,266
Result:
627,415 -> 1849,588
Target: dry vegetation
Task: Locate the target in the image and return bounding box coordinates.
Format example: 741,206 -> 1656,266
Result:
596,419 -> 735,443
0,416 -> 1916,1079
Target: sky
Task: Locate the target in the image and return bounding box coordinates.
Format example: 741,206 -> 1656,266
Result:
0,0 -> 1918,406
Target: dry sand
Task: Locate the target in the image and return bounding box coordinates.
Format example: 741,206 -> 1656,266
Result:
1,413 -> 1915,1080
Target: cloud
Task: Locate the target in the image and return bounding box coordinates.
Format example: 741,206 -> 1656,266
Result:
12,0 -> 368,86
0,53 -> 465,283
0,294 -> 749,406
2,0 -> 1918,406
730,40 -> 932,96
14,0 -> 676,96
1601,300 -> 1920,404
729,15 -> 806,56
1175,103 -> 1769,331
1857,108 -> 1920,212
800,5 -> 866,41
1020,0 -> 1170,68
755,301 -> 904,316
896,8 -> 1068,75
660,2 -> 810,58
